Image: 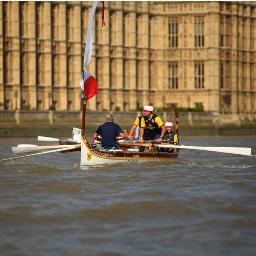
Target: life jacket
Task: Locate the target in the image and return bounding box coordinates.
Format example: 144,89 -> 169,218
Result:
163,131 -> 178,144
138,114 -> 162,135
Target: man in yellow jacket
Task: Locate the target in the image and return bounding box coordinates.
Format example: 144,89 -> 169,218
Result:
128,105 -> 165,151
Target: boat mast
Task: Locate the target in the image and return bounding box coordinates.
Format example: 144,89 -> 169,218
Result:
81,96 -> 87,135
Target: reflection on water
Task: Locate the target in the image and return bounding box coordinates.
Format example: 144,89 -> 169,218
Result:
0,137 -> 255,255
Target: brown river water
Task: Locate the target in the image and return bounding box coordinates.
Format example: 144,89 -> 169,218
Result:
0,136 -> 255,256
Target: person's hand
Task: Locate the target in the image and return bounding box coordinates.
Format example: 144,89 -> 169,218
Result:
128,135 -> 133,141
155,137 -> 163,143
139,137 -> 144,143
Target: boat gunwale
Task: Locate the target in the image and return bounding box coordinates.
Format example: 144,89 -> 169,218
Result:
81,133 -> 178,161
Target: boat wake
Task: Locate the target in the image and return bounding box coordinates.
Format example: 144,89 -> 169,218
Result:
178,160 -> 252,169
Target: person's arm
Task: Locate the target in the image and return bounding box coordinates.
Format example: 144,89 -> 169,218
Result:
155,126 -> 166,143
139,128 -> 144,143
159,126 -> 166,139
92,132 -> 102,143
120,129 -> 129,139
93,126 -> 101,141
155,117 -> 165,142
116,125 -> 124,140
128,125 -> 137,140
128,117 -> 140,141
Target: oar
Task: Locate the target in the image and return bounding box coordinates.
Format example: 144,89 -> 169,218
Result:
0,145 -> 81,163
119,142 -> 252,156
118,141 -> 155,147
158,144 -> 252,156
38,136 -> 60,142
12,144 -> 77,154
38,136 -> 80,145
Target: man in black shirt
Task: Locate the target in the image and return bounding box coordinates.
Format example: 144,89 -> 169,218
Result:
93,113 -> 123,150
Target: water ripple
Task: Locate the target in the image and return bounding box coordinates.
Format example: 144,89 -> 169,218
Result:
0,136 -> 255,255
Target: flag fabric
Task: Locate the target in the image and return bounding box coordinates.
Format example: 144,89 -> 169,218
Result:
81,0 -> 99,100
80,71 -> 99,100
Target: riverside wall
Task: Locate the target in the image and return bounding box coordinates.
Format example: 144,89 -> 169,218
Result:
0,111 -> 255,137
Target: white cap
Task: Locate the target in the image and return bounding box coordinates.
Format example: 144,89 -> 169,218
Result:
165,121 -> 173,127
143,105 -> 154,112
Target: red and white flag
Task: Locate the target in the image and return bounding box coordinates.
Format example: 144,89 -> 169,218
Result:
80,71 -> 98,100
80,1 -> 99,100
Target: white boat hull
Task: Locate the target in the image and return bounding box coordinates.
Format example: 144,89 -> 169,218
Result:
80,135 -> 178,168
80,136 -> 129,167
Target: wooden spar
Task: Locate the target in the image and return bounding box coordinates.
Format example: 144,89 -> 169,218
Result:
175,111 -> 179,137
81,95 -> 87,135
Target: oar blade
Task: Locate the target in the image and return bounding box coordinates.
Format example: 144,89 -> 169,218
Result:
1,145 -> 81,163
158,145 -> 252,156
12,145 -> 74,154
201,146 -> 252,156
38,136 -> 60,142
12,145 -> 38,154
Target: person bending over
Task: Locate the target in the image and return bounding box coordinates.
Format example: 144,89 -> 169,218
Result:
128,105 -> 165,152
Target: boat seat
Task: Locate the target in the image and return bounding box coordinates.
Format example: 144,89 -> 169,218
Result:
108,149 -> 124,152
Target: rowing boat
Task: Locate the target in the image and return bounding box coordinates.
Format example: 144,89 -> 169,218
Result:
80,101 -> 179,166
80,133 -> 178,167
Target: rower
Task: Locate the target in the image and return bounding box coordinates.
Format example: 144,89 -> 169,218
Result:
128,105 -> 165,152
93,113 -> 125,151
158,121 -> 179,152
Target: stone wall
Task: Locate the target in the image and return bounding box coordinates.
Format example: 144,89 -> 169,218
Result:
0,111 -> 255,137
1,111 -> 256,127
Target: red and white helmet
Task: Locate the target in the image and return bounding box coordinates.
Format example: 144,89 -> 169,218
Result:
143,105 -> 154,113
165,120 -> 173,127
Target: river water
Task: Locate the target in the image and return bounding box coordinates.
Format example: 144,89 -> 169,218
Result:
0,136 -> 255,256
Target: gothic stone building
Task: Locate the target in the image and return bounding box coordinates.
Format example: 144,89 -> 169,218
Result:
0,1 -> 255,113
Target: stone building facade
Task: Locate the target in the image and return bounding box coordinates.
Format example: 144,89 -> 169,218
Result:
0,1 -> 255,113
